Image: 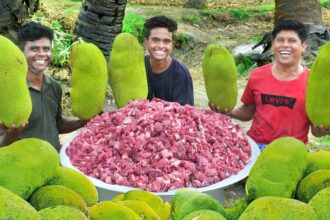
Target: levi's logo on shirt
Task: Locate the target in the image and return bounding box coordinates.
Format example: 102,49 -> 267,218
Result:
261,94 -> 296,109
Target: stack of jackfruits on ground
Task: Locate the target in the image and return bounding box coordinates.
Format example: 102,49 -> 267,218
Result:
0,138 -> 98,219
222,137 -> 330,220
90,189 -> 171,220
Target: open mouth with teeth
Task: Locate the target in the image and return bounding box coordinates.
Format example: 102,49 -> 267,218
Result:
279,51 -> 292,58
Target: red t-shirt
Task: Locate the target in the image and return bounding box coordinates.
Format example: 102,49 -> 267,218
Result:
241,63 -> 310,144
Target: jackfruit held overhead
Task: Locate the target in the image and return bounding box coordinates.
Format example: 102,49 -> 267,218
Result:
38,205 -> 88,220
0,138 -> 59,199
239,196 -> 316,220
46,166 -> 98,207
0,35 -> 32,127
108,33 -> 148,108
245,137 -> 308,202
202,44 -> 238,112
70,40 -> 108,120
306,41 -> 330,129
0,186 -> 41,220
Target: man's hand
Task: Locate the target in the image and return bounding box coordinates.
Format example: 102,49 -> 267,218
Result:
208,102 -> 232,115
0,121 -> 28,135
311,124 -> 330,137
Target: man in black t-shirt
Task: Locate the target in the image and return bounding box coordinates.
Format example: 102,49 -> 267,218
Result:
144,16 -> 194,106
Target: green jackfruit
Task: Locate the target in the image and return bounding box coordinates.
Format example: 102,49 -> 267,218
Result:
0,138 -> 59,199
46,166 -> 98,206
29,185 -> 89,216
108,33 -> 148,108
202,44 -> 238,112
38,205 -> 88,220
171,188 -> 226,220
112,193 -> 124,201
306,41 -> 330,129
246,137 -> 308,202
239,196 -> 316,220
123,190 -> 171,220
297,169 -> 330,203
305,150 -> 330,175
308,186 -> 330,220
116,200 -> 161,220
89,201 -> 140,220
70,40 -> 108,120
0,186 -> 41,220
225,196 -> 249,220
182,209 -> 227,220
0,35 -> 32,127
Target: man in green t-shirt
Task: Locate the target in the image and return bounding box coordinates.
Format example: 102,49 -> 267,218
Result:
0,22 -> 87,150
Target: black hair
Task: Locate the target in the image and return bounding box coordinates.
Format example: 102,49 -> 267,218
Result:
144,16 -> 178,38
17,22 -> 54,49
272,19 -> 308,42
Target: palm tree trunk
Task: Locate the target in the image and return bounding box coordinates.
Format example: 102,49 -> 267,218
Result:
274,0 -> 322,24
74,0 -> 127,61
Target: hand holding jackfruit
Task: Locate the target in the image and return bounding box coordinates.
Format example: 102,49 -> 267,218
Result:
70,40 -> 108,120
308,186 -> 330,220
38,205 -> 88,220
171,188 -> 226,220
29,185 -> 89,216
202,44 -> 238,112
0,186 -> 40,220
0,35 -> 32,127
0,138 -> 59,199
108,33 -> 148,108
245,137 -> 308,201
306,41 -> 330,129
239,196 -> 316,220
46,166 -> 98,206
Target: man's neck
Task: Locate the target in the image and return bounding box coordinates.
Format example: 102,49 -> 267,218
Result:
27,71 -> 44,91
150,56 -> 172,74
272,63 -> 304,81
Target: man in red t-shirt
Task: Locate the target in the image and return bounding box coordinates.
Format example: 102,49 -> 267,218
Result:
210,19 -> 330,150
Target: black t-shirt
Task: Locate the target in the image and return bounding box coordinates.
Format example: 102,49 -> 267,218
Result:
145,55 -> 194,106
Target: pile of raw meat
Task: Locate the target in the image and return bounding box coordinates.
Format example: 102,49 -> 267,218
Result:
67,99 -> 251,192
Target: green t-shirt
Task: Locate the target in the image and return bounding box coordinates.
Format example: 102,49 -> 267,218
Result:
20,75 -> 62,150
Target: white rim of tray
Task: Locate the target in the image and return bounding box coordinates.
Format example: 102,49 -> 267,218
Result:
60,131 -> 260,195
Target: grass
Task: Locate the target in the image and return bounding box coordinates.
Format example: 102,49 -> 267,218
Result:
122,13 -> 146,43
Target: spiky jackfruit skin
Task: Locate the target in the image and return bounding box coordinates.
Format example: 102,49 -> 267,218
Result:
108,33 -> 148,108
202,44 -> 238,112
225,196 -> 249,220
305,151 -> 330,175
182,209 -> 227,220
0,35 -> 32,127
46,166 -> 98,206
0,186 -> 41,220
29,185 -> 89,216
116,200 -> 161,220
123,190 -> 171,220
171,188 -> 226,220
239,196 -> 316,220
38,205 -> 88,220
296,170 -> 330,203
89,201 -> 140,220
0,138 -> 59,199
308,187 -> 330,220
245,137 -> 308,202
306,42 -> 330,129
70,40 -> 108,120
